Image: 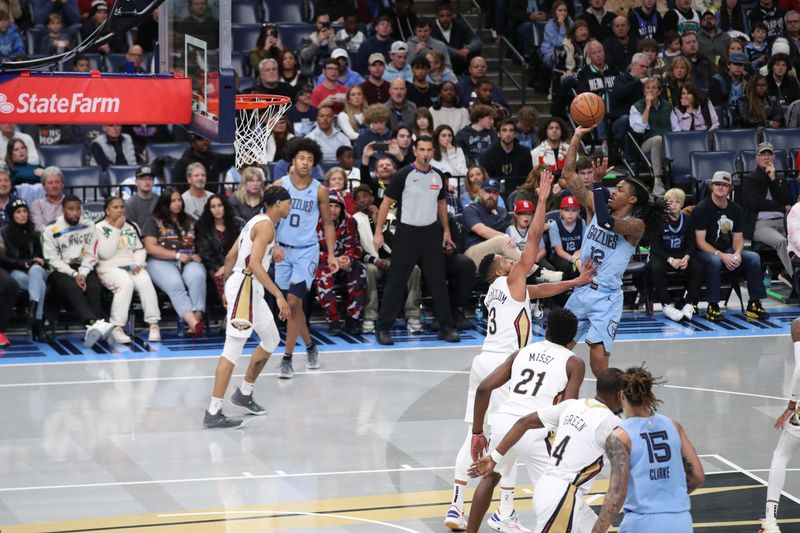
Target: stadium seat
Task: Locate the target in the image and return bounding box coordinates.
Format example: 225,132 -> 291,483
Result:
107,165 -> 139,185
739,149 -> 787,174
81,201 -> 106,222
213,144 -> 235,155
533,21 -> 547,47
711,128 -> 758,153
265,0 -> 305,22
278,24 -> 314,52
147,142 -> 187,161
763,128 -> 800,153
26,27 -> 47,54
104,53 -> 127,73
232,24 -> 262,53
61,167 -> 104,202
232,0 -> 259,23
231,51 -> 249,79
39,144 -> 84,168
662,131 -> 708,188
691,151 -> 737,199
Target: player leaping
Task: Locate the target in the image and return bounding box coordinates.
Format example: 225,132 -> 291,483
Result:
560,126 -> 668,377
444,169 -> 595,532
203,186 -> 292,429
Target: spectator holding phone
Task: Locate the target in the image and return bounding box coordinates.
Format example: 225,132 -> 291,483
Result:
312,58 -> 349,114
300,12 -> 337,77
249,23 -> 285,71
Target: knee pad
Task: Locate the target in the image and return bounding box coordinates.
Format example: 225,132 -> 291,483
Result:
221,336 -> 247,364
259,321 -> 280,353
288,281 -> 307,299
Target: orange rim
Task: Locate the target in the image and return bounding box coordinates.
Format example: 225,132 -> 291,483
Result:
206,94 -> 291,114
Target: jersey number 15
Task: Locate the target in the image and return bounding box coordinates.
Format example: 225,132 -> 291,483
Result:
640,431 -> 671,463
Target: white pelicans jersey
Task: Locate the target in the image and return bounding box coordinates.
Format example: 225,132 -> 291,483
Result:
482,276 -> 532,356
232,215 -> 275,275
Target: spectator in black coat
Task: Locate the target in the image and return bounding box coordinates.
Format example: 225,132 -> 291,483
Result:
577,0 -> 616,42
354,15 -> 394,75
173,135 -> 235,187
479,119 -> 533,191
195,194 -> 244,306
610,52 -> 648,144
766,53 -> 800,106
381,0 -> 418,41
739,142 -> 794,276
430,3 -> 482,75
603,16 -> 636,72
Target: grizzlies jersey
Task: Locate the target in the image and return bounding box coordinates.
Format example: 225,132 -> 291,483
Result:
554,217 -> 585,253
497,339 -> 572,417
538,398 -> 620,488
233,215 -> 274,275
482,276 -> 531,356
620,414 -> 691,515
276,176 -> 321,247
580,215 -> 636,289
660,213 -> 690,253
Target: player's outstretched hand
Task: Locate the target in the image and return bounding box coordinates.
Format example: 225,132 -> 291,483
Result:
592,157 -> 614,183
468,456 -> 497,478
539,168 -> 554,200
470,432 -> 488,461
276,295 -> 291,321
775,405 -> 796,430
574,125 -> 596,138
574,259 -> 597,286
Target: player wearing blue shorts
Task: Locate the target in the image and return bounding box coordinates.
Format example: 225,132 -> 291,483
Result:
592,366 -> 705,533
559,126 -> 669,377
273,138 -> 340,379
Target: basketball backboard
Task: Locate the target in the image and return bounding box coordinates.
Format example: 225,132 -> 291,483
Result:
158,0 -> 235,142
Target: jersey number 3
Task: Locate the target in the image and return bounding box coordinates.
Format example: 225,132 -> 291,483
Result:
512,369 -> 546,396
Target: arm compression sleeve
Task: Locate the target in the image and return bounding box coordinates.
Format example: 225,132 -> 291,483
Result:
593,186 -> 614,231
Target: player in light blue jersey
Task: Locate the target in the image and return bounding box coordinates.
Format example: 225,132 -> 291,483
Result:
273,138 -> 341,378
559,126 -> 669,377
592,365 -> 705,533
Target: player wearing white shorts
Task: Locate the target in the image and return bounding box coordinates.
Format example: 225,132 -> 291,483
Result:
202,187 -> 292,429
760,318 -> 800,533
445,170 -> 595,532
465,307 -> 586,533
472,368 -> 624,533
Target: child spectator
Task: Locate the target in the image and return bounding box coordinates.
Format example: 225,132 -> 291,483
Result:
660,31 -> 682,63
335,12 -> 366,53
336,145 -> 361,186
41,13 -> 71,55
507,199 -> 548,265
745,22 -> 770,70
0,8 -> 24,61
548,195 -> 585,280
325,166 -> 357,214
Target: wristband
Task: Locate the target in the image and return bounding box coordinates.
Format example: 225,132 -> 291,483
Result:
176,251 -> 181,261
490,449 -> 504,464
714,250 -> 720,256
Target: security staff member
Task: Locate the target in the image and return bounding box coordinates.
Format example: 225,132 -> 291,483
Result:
372,136 -> 461,345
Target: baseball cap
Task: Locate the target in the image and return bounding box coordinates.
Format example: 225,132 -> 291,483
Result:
368,52 -> 386,65
710,171 -> 732,186
331,48 -> 349,60
481,178 -> 501,192
514,199 -> 534,214
701,9 -> 715,18
390,41 -> 408,54
560,196 -> 580,209
136,165 -> 154,177
353,184 -> 373,197
757,141 -> 775,154
729,51 -> 747,65
6,198 -> 27,219
91,0 -> 108,11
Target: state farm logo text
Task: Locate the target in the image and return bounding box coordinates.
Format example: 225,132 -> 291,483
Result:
0,92 -> 120,114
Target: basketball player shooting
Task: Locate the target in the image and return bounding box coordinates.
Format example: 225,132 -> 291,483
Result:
561,125 -> 668,377
203,186 -> 293,429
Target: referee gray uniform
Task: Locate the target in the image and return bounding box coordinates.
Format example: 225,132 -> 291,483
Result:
378,164 -> 454,330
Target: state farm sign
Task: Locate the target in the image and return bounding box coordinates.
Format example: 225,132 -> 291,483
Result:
0,72 -> 192,124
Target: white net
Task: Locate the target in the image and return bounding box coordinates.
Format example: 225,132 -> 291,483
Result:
233,95 -> 292,169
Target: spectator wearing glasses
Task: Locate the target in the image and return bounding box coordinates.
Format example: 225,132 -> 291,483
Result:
740,142 -> 794,279
311,59 -> 349,114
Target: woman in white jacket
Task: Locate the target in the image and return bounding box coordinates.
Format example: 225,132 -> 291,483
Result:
95,197 -> 161,343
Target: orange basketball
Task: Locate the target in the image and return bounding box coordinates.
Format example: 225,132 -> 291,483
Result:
570,92 -> 606,128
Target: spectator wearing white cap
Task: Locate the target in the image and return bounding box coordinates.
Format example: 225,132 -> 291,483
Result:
315,48 -> 365,87
383,41 -> 413,82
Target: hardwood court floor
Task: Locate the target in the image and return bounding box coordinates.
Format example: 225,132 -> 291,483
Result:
1,313 -> 799,532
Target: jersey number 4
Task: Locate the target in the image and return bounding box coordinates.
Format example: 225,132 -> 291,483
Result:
512,369 -> 546,396
552,435 -> 570,466
640,431 -> 671,463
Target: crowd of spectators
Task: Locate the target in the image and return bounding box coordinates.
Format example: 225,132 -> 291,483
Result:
1,0 -> 800,345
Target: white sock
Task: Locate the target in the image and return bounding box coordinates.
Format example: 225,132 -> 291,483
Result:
454,429 -> 473,482
208,397 -> 223,415
766,500 -> 779,520
499,487 -> 514,517
452,483 -> 465,509
240,380 -> 254,396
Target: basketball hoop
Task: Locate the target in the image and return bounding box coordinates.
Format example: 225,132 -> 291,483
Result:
214,94 -> 292,169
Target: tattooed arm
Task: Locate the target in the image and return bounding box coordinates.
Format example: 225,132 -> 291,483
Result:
592,428 -> 631,533
559,126 -> 595,217
675,420 -> 705,493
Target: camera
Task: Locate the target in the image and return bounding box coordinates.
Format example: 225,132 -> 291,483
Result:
321,21 -> 332,29
373,142 -> 389,152
263,23 -> 279,38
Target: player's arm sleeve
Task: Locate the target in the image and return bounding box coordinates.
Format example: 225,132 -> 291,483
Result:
537,401 -> 570,431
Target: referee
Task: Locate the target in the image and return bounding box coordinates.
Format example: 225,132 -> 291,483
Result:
373,136 -> 460,345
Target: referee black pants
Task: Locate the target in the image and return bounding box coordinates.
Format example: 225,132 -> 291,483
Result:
378,223 -> 453,330
0,269 -> 19,331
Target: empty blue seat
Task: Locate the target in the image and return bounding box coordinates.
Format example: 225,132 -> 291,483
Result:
104,53 -> 128,72
61,167 -> 104,201
146,142 -> 187,162
232,24 -> 262,53
662,131 -> 708,187
763,128 -> 800,153
230,51 -> 250,79
278,24 -> 314,52
107,165 -> 139,185
27,27 -> 47,54
232,0 -> 259,23
265,0 -> 305,22
39,144 -> 84,168
711,128 -> 758,152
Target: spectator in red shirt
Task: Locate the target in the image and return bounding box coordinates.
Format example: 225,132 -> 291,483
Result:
312,58 -> 349,114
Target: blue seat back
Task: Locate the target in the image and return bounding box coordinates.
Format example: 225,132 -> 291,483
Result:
107,165 -> 139,185
712,128 -> 758,152
146,142 -> 187,162
764,128 -> 800,153
39,144 -> 84,168
740,149 -> 787,174
232,24 -> 262,52
265,0 -> 305,22
663,131 -> 708,185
